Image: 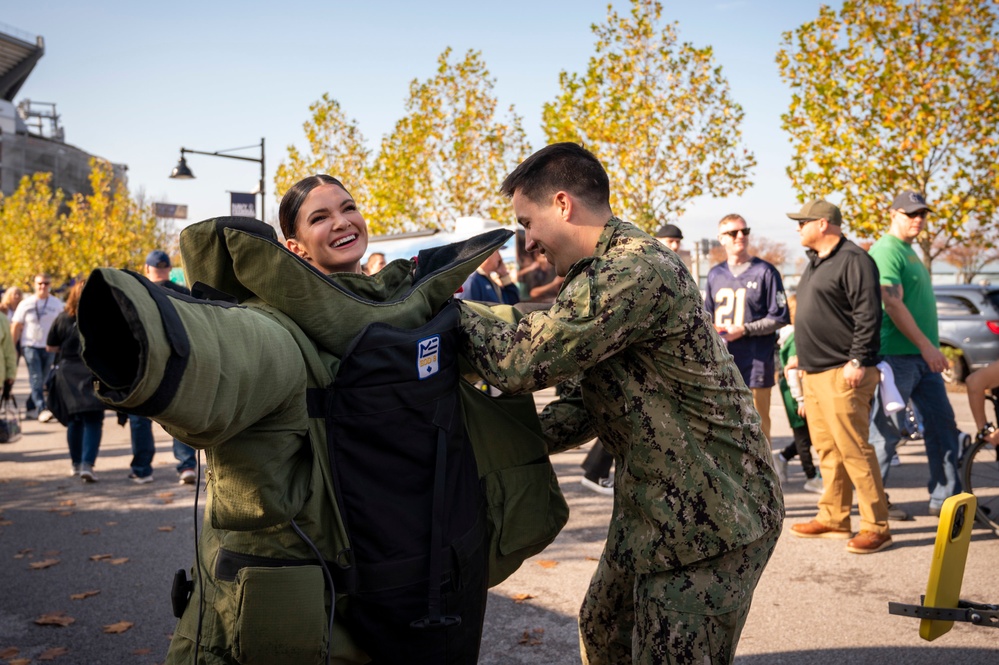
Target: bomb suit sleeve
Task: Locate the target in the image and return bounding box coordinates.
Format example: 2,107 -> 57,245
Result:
77,268 -> 307,446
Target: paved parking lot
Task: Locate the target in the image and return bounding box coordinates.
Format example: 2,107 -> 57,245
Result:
1,366 -> 997,664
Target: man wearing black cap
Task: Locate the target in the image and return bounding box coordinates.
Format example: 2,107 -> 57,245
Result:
124,251 -> 199,485
867,191 -> 962,518
655,224 -> 683,253
786,199 -> 892,554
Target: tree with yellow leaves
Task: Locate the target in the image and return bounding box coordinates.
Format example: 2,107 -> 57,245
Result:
542,0 -> 755,232
57,159 -> 164,280
0,160 -> 163,288
777,0 -> 999,271
0,172 -> 64,289
273,93 -> 372,218
368,48 -> 530,232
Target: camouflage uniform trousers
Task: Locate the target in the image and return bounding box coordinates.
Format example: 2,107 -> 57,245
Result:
579,526 -> 780,665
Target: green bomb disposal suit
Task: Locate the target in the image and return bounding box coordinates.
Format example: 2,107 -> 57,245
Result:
76,218 -> 567,665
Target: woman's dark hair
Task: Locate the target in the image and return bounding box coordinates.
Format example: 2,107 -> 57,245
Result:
278,174 -> 349,240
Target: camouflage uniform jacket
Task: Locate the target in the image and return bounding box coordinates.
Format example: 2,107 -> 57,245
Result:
459,217 -> 784,573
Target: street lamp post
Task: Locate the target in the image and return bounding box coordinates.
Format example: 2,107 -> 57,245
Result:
169,137 -> 266,221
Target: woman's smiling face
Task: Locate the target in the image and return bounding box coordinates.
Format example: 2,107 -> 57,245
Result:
285,183 -> 369,274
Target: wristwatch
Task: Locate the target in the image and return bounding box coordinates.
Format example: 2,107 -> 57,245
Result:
849,358 -> 863,369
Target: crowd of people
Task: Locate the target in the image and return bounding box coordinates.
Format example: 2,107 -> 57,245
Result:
1,141 -> 996,665
1,253 -> 200,487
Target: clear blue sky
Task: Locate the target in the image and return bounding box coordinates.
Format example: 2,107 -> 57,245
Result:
6,0 -> 838,255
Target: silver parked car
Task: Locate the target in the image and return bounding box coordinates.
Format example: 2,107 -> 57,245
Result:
934,284 -> 999,383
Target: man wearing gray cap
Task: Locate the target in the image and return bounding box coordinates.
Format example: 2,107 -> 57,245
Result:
786,199 -> 892,554
867,191 -> 961,518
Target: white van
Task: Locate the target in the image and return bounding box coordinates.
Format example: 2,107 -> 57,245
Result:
365,216 -> 517,266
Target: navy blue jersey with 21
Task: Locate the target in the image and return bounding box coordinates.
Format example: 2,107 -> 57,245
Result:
705,257 -> 788,388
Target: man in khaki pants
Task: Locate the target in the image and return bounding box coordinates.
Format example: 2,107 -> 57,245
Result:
786,200 -> 892,554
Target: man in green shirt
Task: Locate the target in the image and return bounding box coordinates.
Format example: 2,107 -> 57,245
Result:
867,190 -> 961,517
458,143 -> 783,665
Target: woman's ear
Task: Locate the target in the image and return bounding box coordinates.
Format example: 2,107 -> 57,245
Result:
285,238 -> 308,260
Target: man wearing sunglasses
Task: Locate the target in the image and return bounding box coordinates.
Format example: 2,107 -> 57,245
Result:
787,199 -> 892,554
705,215 -> 790,445
866,191 -> 962,520
10,274 -> 65,422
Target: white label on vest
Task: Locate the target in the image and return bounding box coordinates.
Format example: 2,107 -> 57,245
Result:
417,334 -> 440,379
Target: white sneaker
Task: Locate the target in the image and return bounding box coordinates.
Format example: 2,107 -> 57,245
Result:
890,453 -> 901,467
772,452 -> 788,485
79,464 -> 97,483
38,409 -> 55,423
129,473 -> 154,485
803,476 -> 824,494
179,469 -> 196,485
581,476 -> 614,496
71,464 -> 81,477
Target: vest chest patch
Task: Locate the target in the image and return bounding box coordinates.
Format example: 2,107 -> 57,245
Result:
417,335 -> 440,379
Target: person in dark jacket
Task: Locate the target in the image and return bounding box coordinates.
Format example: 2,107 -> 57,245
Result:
786,199 -> 892,554
46,280 -> 104,482
457,250 -> 520,304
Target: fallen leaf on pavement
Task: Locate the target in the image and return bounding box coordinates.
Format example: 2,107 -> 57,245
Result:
29,559 -> 60,570
58,500 -> 76,508
81,528 -> 100,535
512,593 -> 536,603
157,492 -> 175,504
43,550 -> 60,556
109,557 -> 129,565
0,519 -> 12,526
536,560 -> 559,569
89,553 -> 112,561
37,646 -> 70,660
8,659 -> 30,665
132,648 -> 152,655
517,628 -> 544,646
158,525 -> 175,532
35,611 -> 75,627
14,548 -> 33,559
70,590 -> 100,600
585,555 -> 599,561
105,521 -> 118,526
0,647 -> 19,658
102,620 -> 134,634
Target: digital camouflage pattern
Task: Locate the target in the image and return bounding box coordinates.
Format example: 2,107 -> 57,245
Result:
459,217 -> 784,574
579,528 -> 780,664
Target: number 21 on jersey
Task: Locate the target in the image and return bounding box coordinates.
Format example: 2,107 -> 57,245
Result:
714,288 -> 746,327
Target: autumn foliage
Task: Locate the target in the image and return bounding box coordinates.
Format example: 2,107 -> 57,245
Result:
274,1 -> 755,236
543,0 -> 756,232
274,49 -> 529,235
777,0 -> 999,271
0,159 -> 165,289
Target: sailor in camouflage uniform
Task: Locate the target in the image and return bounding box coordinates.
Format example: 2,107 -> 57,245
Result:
458,143 -> 784,664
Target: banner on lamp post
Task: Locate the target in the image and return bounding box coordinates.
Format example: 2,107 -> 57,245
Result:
230,192 -> 256,218
153,203 -> 188,219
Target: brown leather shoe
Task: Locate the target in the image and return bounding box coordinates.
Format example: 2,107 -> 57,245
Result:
790,519 -> 852,539
846,530 -> 893,554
